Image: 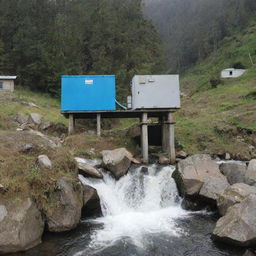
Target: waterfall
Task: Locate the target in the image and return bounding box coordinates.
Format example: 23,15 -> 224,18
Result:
78,164 -> 188,254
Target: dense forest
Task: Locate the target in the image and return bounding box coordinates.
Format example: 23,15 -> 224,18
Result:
0,0 -> 165,98
144,0 -> 256,73
1,0 -> 256,97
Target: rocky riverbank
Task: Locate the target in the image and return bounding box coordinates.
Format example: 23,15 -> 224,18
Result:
172,154 -> 256,253
1,92 -> 256,255
0,111 -> 140,254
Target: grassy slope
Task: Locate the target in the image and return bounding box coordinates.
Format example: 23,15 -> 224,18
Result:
0,88 -> 139,208
0,86 -> 67,130
175,21 -> 256,158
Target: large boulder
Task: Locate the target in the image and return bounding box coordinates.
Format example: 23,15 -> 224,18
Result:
101,148 -> 133,179
44,177 -> 83,232
199,177 -> 230,203
246,159 -> 256,185
0,197 -> 44,254
219,162 -> 248,185
75,158 -> 103,179
172,154 -> 226,196
217,183 -> 256,216
213,194 -> 256,247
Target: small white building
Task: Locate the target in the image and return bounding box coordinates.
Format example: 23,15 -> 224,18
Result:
0,76 -> 17,92
221,68 -> 246,78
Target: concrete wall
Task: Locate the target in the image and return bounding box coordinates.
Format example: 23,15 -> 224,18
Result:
0,80 -> 14,92
221,69 -> 246,78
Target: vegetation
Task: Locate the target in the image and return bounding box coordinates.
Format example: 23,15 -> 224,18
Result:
175,22 -> 256,158
144,0 -> 256,73
0,88 -> 138,201
0,0 -> 166,100
1,0 -> 256,161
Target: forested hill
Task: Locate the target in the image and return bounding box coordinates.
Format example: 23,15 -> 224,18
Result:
0,0 -> 166,98
143,0 -> 256,73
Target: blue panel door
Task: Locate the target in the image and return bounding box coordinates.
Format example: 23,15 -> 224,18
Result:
61,75 -> 116,111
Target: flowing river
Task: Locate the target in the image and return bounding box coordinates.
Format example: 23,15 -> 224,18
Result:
10,164 -> 244,256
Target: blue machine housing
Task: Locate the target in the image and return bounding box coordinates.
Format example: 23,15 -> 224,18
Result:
61,75 -> 116,111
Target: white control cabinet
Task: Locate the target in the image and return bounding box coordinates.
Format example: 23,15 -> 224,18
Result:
131,75 -> 180,109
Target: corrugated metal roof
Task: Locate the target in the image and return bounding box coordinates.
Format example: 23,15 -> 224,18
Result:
0,76 -> 17,80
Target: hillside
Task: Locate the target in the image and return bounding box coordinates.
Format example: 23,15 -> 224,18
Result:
0,88 -> 138,196
175,21 -> 256,160
143,0 -> 256,73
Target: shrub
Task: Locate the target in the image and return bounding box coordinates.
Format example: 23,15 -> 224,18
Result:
233,62 -> 245,69
210,77 -> 221,88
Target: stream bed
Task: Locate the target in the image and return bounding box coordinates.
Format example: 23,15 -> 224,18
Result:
10,165 -> 245,256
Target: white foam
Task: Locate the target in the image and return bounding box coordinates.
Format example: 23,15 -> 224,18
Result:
77,165 -> 188,254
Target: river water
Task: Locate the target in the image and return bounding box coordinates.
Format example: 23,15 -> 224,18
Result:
10,164 -> 244,256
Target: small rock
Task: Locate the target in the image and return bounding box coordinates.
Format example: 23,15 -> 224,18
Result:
19,143 -> 33,153
39,121 -> 52,130
21,101 -> 39,108
159,156 -> 170,165
101,148 -> 132,179
217,183 -> 256,215
219,162 -> 247,185
213,194 -> 256,247
75,158 -> 103,179
176,150 -> 188,159
141,166 -> 149,174
38,155 -> 52,169
224,153 -> 231,160
14,113 -> 27,125
75,157 -> 102,168
27,113 -> 43,125
0,184 -> 5,191
28,130 -> 61,148
246,159 -> 256,185
20,123 -> 31,130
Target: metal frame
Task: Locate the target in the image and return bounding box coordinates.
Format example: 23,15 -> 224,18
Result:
62,109 -> 178,164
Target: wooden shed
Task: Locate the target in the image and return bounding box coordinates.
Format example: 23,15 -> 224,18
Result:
0,76 -> 17,92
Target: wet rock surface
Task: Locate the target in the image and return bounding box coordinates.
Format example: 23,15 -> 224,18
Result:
101,148 -> 132,179
217,183 -> 256,216
246,159 -> 256,185
0,198 -> 44,254
75,158 -> 103,179
172,154 -> 226,197
219,162 -> 248,185
82,185 -> 101,217
199,177 -> 230,202
213,194 -> 256,247
43,177 -> 83,232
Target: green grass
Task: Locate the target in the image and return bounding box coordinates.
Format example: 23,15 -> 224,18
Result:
0,86 -> 67,128
175,21 -> 256,157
